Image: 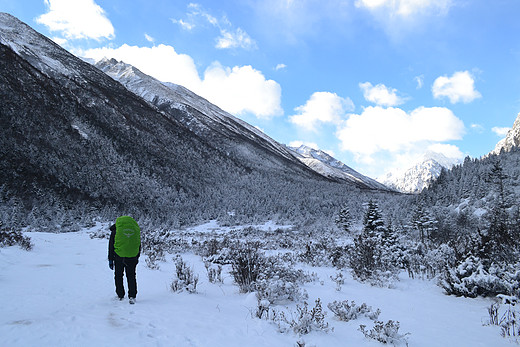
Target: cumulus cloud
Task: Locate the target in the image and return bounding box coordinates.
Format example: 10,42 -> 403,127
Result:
432,71 -> 481,104
492,126 -> 511,137
426,143 -> 464,159
201,62 -> 282,118
355,0 -> 452,17
36,0 -> 114,41
275,63 -> 287,71
289,92 -> 355,132
336,106 -> 465,158
80,44 -> 282,119
336,106 -> 466,178
359,82 -> 405,107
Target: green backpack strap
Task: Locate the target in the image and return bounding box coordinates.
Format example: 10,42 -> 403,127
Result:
114,216 -> 141,257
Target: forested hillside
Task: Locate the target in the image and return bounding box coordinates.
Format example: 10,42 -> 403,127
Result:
0,13 -> 389,233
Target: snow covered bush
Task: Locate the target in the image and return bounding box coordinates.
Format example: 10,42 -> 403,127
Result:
171,256 -> 199,294
329,245 -> 350,269
0,227 -> 32,250
141,230 -> 169,269
256,277 -> 308,305
487,295 -> 520,339
404,242 -> 456,280
298,241 -> 326,266
255,254 -> 315,305
230,241 -> 265,293
330,272 -> 345,291
440,256 -> 520,298
327,300 -> 380,322
359,320 -> 409,346
272,299 -> 331,335
204,261 -> 223,284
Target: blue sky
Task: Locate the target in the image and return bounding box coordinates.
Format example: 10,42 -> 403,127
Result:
2,0 -> 520,179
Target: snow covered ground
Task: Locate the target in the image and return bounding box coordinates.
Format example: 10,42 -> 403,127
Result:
0,224 -> 512,346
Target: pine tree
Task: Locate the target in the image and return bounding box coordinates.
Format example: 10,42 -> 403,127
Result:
335,204 -> 352,234
350,200 -> 399,285
484,160 -> 515,262
411,205 -> 438,244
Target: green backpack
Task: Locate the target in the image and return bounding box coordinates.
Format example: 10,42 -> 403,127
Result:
114,216 -> 141,258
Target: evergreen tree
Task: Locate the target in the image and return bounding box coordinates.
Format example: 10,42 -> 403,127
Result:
335,204 -> 352,234
484,159 -> 516,262
350,200 -> 399,285
411,205 -> 438,244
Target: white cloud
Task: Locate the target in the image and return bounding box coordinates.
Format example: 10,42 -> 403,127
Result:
336,105 -> 465,158
171,19 -> 195,31
144,33 -> 155,43
471,123 -> 484,133
426,143 -> 464,159
355,0 -> 452,17
337,106 -> 466,178
36,0 -> 114,40
174,3 -> 256,50
201,62 -> 282,118
80,44 -> 282,119
289,92 -> 355,132
275,63 -> 287,71
359,82 -> 405,107
492,126 -> 511,137
414,75 -> 424,89
432,71 -> 481,104
216,28 -> 257,50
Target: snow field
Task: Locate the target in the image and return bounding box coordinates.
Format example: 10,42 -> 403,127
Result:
0,227 -> 511,347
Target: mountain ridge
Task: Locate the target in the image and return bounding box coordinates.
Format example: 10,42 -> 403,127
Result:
379,152 -> 461,194
492,112 -> 520,155
287,145 -> 390,190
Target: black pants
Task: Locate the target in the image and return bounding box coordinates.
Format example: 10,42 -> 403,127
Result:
114,255 -> 138,298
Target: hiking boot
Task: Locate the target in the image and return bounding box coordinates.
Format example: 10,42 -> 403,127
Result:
129,297 -> 136,305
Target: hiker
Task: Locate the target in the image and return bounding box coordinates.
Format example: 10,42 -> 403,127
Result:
108,216 -> 141,304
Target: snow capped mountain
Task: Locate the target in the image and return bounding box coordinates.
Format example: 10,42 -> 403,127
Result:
379,152 -> 461,194
94,58 -> 299,166
288,145 -> 391,190
95,58 -> 395,191
0,12 -> 91,79
492,112 -> 520,155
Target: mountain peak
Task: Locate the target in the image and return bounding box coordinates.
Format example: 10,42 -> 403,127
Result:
379,152 -> 461,194
491,112 -> 520,155
288,145 -> 391,190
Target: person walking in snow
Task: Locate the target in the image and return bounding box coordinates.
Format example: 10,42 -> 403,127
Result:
108,216 -> 141,304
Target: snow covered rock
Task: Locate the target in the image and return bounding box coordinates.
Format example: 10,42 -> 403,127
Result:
379,151 -> 461,194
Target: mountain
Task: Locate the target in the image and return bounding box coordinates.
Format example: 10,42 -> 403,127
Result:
94,58 -> 301,169
93,58 -> 394,192
379,152 -> 461,194
287,145 -> 390,190
0,13 -> 382,231
492,112 -> 520,155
